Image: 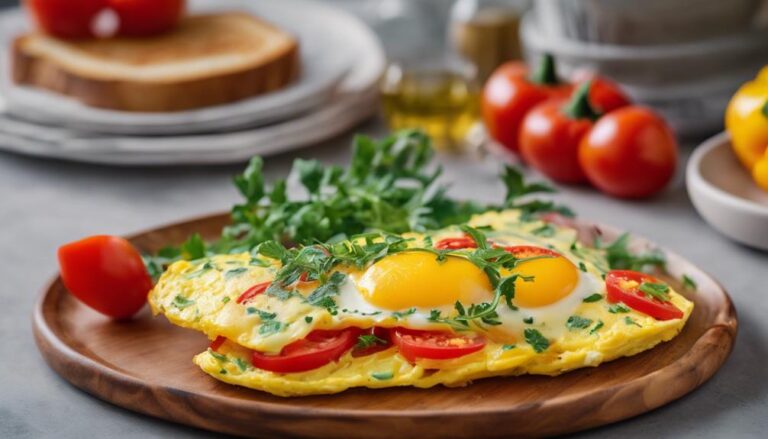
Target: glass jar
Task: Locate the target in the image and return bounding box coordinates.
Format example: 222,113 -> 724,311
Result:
449,0 -> 531,83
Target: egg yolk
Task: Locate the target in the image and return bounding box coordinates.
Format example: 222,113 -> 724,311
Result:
512,256 -> 579,308
357,252 -> 492,310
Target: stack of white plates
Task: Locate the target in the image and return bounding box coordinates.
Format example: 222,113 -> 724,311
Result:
0,0 -> 385,165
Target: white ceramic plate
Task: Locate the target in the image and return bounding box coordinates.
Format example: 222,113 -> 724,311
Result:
0,5 -> 385,165
0,0 -> 358,135
686,131 -> 768,250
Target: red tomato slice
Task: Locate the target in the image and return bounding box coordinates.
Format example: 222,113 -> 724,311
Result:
351,327 -> 392,357
503,245 -> 560,259
606,270 -> 683,320
391,328 -> 485,363
236,281 -> 270,304
251,328 -> 361,373
110,0 -> 185,36
434,236 -> 478,250
209,336 -> 226,352
57,235 -> 152,319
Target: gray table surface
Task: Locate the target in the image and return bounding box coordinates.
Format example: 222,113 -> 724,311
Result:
1,1 -> 767,438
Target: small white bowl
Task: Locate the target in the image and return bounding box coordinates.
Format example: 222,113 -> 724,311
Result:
687,131 -> 768,250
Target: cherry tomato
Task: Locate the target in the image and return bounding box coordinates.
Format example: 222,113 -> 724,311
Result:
579,106 -> 678,198
434,236 -> 477,250
391,327 -> 485,363
251,328 -> 361,373
25,0 -> 108,39
482,55 -> 571,153
209,336 -> 226,352
109,0 -> 185,36
503,245 -> 560,258
605,270 -> 683,320
57,235 -> 152,319
236,281 -> 270,304
572,70 -> 632,113
351,327 -> 392,357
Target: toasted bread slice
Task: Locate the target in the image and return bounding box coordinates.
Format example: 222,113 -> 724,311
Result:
12,13 -> 300,112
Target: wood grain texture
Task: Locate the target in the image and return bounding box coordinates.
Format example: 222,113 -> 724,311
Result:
33,212 -> 738,438
12,15 -> 300,112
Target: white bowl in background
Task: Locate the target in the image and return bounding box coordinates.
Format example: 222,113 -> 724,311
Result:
687,132 -> 768,250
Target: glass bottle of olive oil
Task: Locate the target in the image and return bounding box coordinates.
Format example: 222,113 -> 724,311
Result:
380,64 -> 480,152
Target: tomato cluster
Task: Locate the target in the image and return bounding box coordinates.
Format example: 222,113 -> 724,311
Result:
25,0 -> 185,39
482,55 -> 678,199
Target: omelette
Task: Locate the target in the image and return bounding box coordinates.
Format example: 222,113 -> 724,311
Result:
149,209 -> 693,397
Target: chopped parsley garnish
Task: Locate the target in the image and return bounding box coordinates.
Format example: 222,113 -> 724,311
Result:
624,316 -> 642,327
682,274 -> 697,292
356,334 -> 387,349
371,371 -> 394,381
608,303 -> 630,314
566,315 -> 593,331
578,262 -> 587,272
596,233 -> 666,272
221,296 -> 231,304
208,348 -> 227,362
259,320 -> 285,336
638,282 -> 671,302
532,223 -> 556,237
582,293 -> 602,303
183,261 -> 216,279
392,308 -> 417,320
234,357 -> 249,372
224,267 -> 248,279
246,307 -> 277,320
172,295 -> 195,309
523,317 -> 534,324
589,320 -> 604,334
524,328 -> 549,353
501,344 -> 516,351
304,316 -> 313,324
219,369 -> 227,375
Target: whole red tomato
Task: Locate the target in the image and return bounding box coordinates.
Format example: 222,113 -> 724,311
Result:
579,106 -> 678,198
572,70 -> 632,114
25,0 -> 108,39
482,54 -> 571,153
110,0 -> 185,36
58,235 -> 152,319
519,83 -> 598,183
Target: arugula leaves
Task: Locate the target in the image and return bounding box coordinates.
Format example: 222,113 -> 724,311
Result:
596,233 -> 666,272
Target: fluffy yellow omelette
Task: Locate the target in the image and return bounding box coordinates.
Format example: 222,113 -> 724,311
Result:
149,210 -> 693,396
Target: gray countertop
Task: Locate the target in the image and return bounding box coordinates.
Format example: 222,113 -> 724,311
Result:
1,1 -> 767,438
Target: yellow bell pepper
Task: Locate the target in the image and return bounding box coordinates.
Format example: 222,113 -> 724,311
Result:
725,66 -> 768,191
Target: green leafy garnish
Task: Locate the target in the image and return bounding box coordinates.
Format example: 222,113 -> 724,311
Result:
304,316 -> 313,324
589,320 -> 604,334
221,296 -> 231,303
597,233 -> 666,272
501,344 -> 516,351
172,295 -> 195,309
608,303 -> 630,314
208,348 -> 227,362
566,315 -> 593,331
524,328 -> 549,353
523,317 -> 534,324
531,223 -> 556,237
682,274 -> 697,292
639,282 -> 671,302
356,334 -> 387,349
578,262 -> 587,272
582,293 -> 602,303
371,371 -> 394,380
246,307 -> 277,320
392,308 -> 417,320
224,267 -> 248,279
624,316 -> 642,327
259,320 -> 285,336
234,357 -> 249,372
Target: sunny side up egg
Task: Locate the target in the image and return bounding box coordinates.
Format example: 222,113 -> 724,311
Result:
149,210 -> 693,396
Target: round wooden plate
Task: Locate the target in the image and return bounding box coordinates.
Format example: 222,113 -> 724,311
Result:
33,213 -> 737,438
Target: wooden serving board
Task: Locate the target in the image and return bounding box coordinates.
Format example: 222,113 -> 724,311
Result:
33,213 -> 737,438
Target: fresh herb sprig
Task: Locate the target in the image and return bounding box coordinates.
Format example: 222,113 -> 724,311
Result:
144,130 -> 570,278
